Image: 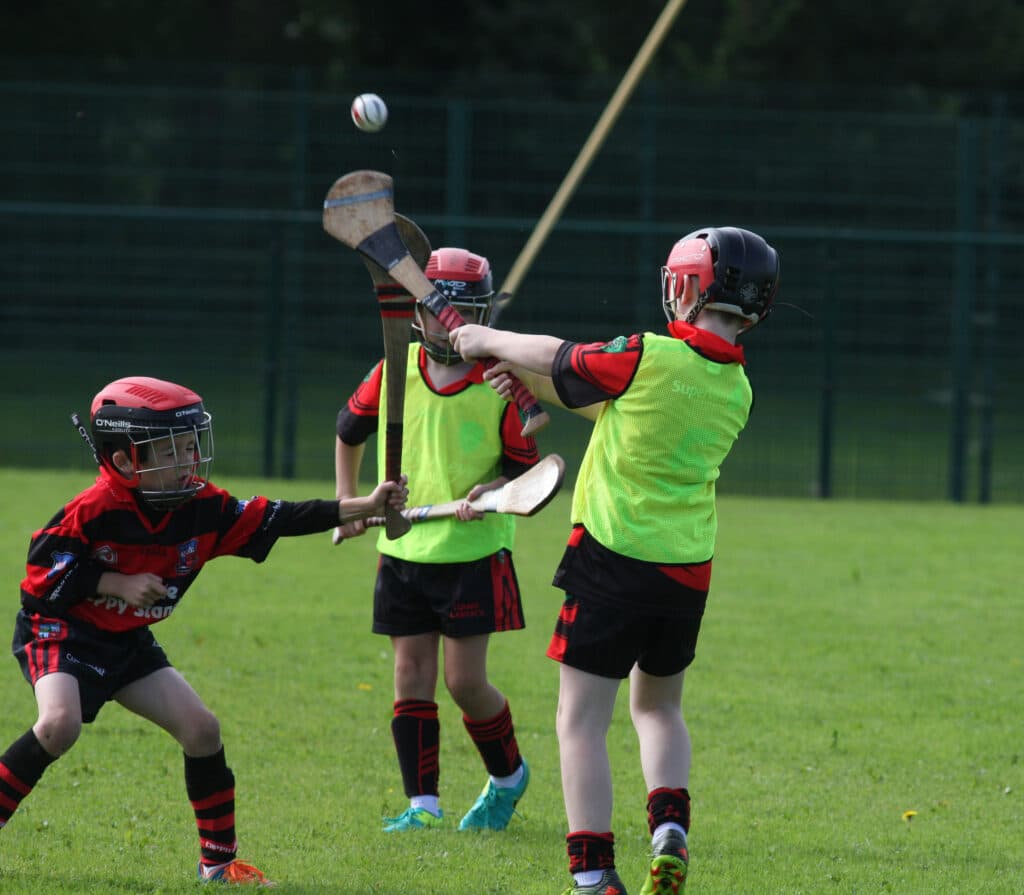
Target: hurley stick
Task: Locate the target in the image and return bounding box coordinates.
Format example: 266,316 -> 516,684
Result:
322,170 -> 550,437
323,180 -> 422,538
334,454 -> 566,543
356,212 -> 432,538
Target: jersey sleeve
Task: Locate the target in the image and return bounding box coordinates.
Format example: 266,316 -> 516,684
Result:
551,334 -> 644,407
20,507 -> 106,615
499,402 -> 540,479
211,494 -> 343,562
336,359 -> 383,445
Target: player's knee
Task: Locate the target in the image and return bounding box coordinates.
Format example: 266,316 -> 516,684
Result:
444,670 -> 485,709
178,708 -> 221,755
34,709 -> 82,756
394,658 -> 432,693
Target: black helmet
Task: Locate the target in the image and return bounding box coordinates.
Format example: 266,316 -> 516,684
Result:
89,376 -> 214,509
661,227 -> 780,326
415,247 -> 495,365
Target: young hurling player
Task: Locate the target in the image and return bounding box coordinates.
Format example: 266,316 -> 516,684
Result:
334,248 -> 537,834
451,228 -> 780,895
2,376 -> 406,887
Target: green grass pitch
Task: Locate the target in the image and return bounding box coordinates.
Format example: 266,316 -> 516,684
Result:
0,468 -> 1021,893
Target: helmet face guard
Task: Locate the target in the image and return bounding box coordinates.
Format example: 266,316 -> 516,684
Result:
416,247 -> 494,365
89,377 -> 214,509
662,227 -> 780,327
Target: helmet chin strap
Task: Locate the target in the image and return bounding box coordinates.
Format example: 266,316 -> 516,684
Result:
679,274 -> 708,324
683,294 -> 710,324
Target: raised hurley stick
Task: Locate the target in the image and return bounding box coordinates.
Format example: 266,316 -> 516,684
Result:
358,212 -> 431,538
323,185 -> 423,539
335,454 -> 566,542
322,170 -> 550,437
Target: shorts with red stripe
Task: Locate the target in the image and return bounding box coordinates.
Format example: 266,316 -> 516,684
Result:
373,549 -> 525,638
12,610 -> 172,722
546,525 -> 710,679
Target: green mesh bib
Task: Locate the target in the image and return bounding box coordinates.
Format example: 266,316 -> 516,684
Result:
571,333 -> 751,563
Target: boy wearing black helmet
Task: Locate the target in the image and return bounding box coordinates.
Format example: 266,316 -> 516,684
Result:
335,247 -> 538,834
1,376 -> 407,887
452,227 -> 780,895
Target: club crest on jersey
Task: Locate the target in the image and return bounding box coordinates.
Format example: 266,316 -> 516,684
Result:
601,335 -> 629,354
92,545 -> 117,565
46,552 -> 76,579
176,539 -> 199,575
37,621 -> 64,640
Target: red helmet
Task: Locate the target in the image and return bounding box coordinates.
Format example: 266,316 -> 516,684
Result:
416,247 -> 494,364
89,376 -> 214,509
661,227 -> 780,326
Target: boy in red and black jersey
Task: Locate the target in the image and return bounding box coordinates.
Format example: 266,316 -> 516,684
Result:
3,376 -> 407,888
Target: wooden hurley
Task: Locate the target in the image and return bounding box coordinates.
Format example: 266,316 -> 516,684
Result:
322,170 -> 550,438
335,454 -> 566,541
322,178 -> 429,538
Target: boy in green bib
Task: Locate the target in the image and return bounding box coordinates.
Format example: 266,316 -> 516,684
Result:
335,247 -> 538,834
452,227 -> 780,895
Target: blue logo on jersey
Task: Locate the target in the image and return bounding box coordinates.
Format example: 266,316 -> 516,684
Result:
175,539 -> 199,575
236,499 -> 249,515
46,552 -> 76,579
37,621 -> 63,639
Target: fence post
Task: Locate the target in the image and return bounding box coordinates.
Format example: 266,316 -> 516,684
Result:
948,119 -> 978,502
977,95 -> 1004,503
818,242 -> 836,499
281,66 -> 311,479
263,225 -> 284,477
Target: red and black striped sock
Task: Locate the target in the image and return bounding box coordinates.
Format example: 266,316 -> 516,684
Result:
185,747 -> 238,868
391,699 -> 440,798
463,700 -> 522,778
647,786 -> 691,834
566,830 -> 616,874
0,729 -> 57,829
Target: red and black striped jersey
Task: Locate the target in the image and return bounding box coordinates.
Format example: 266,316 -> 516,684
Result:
20,467 -> 340,632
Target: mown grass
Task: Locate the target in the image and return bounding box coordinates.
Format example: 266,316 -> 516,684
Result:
0,468 -> 1021,894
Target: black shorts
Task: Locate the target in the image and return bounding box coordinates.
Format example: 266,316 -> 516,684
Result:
547,526 -> 711,679
373,550 -> 525,638
12,610 -> 172,723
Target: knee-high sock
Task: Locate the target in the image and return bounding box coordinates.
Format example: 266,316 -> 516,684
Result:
463,700 -> 522,778
185,746 -> 237,867
0,729 -> 57,829
391,699 -> 440,797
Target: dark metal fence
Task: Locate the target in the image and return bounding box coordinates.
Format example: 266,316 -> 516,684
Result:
2,61 -> 1021,501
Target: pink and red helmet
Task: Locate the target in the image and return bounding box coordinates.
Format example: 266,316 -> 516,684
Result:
89,376 -> 214,509
416,247 -> 495,365
662,227 -> 780,326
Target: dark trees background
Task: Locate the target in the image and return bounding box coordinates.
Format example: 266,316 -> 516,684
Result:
4,1 -> 1024,93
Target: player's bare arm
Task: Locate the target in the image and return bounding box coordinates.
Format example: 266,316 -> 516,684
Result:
338,475 -> 408,524
451,325 -> 564,374
334,437 -> 370,542
97,571 -> 168,609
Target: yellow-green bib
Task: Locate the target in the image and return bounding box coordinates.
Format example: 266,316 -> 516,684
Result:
378,344 -> 516,562
572,333 -> 751,563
